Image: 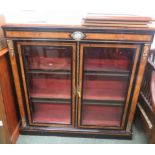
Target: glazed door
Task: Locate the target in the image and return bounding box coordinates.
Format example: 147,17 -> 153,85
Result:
17,42 -> 76,127
78,43 -> 141,129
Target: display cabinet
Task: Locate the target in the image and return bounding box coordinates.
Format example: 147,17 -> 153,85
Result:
2,22 -> 155,138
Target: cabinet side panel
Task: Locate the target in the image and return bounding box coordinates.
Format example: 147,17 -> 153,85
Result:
127,44 -> 150,131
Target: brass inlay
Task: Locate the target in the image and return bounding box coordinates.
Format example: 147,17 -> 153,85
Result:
143,44 -> 149,59
7,40 -> 14,56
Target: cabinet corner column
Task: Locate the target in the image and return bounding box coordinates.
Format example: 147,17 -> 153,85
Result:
126,43 -> 150,131
7,40 -> 27,127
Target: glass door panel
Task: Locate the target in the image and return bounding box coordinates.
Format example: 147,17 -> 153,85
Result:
20,42 -> 75,125
78,44 -> 137,128
23,45 -> 71,71
83,75 -> 128,101
32,101 -> 71,124
84,47 -> 133,72
28,73 -> 71,99
82,104 -> 123,126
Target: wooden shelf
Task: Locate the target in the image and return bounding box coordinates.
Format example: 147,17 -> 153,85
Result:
85,71 -> 129,78
31,97 -> 71,104
30,90 -> 70,100
83,100 -> 124,106
32,102 -> 71,124
82,104 -> 123,126
28,69 -> 71,74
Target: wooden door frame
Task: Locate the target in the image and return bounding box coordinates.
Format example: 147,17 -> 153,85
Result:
16,41 -> 77,127
77,43 -> 141,130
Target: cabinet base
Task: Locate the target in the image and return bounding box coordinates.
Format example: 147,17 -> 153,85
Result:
20,126 -> 132,140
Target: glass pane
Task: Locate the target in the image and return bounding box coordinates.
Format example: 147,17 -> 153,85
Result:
84,47 -> 133,72
22,44 -> 73,125
28,73 -> 71,99
23,45 -> 71,71
82,104 -> 123,126
32,102 -> 71,124
81,46 -> 135,127
83,75 -> 128,101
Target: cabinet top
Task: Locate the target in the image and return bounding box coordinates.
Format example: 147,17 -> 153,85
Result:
2,14 -> 155,43
2,23 -> 155,33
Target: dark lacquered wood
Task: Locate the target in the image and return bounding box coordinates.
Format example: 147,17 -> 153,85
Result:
2,23 -> 155,33
0,48 -> 19,144
19,125 -> 132,139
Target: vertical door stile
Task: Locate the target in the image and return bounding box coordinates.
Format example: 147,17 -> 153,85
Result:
76,41 -> 80,127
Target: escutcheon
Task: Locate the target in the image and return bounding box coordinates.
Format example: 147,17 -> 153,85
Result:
71,31 -> 85,41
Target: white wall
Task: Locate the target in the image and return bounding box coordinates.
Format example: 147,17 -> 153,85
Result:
0,0 -> 155,15
0,0 -> 155,47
